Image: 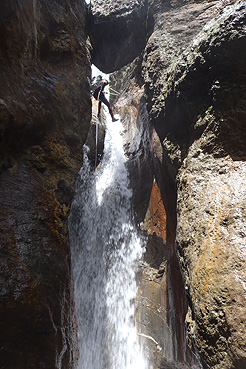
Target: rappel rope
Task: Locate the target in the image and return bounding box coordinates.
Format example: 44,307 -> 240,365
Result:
109,92 -> 119,97
109,87 -> 120,95
95,121 -> 98,168
95,83 -> 103,168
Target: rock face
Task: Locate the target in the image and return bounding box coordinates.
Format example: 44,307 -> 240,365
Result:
0,1 -> 91,368
142,0 -> 238,135
2,0 -> 246,368
108,1 -> 246,368
168,4 -> 246,368
141,1 -> 246,368
112,60 -> 154,224
113,63 -> 199,369
88,0 -> 153,73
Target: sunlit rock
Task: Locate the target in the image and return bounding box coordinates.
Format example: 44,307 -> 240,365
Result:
144,2 -> 246,368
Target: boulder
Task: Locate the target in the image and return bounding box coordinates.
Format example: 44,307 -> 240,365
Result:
142,0 -> 239,138
89,0 -> 153,73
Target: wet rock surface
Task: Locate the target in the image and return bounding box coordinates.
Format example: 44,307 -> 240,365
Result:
112,62 -> 199,369
113,63 -> 154,225
84,99 -> 106,167
111,1 -> 246,368
177,151 -> 246,369
1,0 -> 246,368
0,0 -> 91,368
140,1 -> 246,368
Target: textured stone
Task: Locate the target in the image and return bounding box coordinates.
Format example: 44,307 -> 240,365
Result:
89,0 -> 153,73
142,181 -> 167,245
142,0 -> 238,138
112,61 -> 200,369
141,1 -> 246,368
0,0 -> 91,368
92,1 -> 246,367
177,150 -> 246,369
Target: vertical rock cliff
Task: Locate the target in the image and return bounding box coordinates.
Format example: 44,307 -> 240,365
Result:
111,58 -> 200,369
0,1 -> 91,368
90,0 -> 246,368
161,4 -> 246,368
140,1 -> 246,368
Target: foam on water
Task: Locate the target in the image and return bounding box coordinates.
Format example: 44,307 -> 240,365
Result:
69,113 -> 147,369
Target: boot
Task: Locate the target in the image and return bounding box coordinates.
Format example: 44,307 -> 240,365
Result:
109,108 -> 118,122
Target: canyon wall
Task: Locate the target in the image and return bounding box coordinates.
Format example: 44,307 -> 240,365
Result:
141,1 -> 246,368
0,1 -> 91,368
112,56 -> 199,369
1,0 -> 245,368
91,0 -> 246,368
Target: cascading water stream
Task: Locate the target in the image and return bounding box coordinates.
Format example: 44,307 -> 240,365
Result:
69,113 -> 147,369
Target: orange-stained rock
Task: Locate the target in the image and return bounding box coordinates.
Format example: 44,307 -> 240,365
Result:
142,180 -> 167,245
112,60 -> 199,368
177,151 -> 246,369
144,2 -> 246,368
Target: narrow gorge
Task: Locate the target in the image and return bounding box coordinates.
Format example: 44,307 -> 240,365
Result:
0,1 -> 245,369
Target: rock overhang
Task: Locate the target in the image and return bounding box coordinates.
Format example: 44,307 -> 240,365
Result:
88,0 -> 154,73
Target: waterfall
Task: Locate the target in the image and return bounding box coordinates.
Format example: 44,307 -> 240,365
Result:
69,114 -> 147,369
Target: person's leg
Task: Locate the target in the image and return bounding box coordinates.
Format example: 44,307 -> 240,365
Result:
100,93 -> 115,120
98,101 -> 102,117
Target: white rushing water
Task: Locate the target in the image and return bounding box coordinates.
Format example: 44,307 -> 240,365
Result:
69,114 -> 147,369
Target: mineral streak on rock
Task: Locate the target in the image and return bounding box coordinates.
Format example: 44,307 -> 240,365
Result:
1,0 -> 246,368
112,59 -> 199,368
141,1 -> 246,368
177,151 -> 246,368
110,1 -> 246,368
142,180 -> 167,245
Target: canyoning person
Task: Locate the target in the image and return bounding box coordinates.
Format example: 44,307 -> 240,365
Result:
92,75 -> 118,122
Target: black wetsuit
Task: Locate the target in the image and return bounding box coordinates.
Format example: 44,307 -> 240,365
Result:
93,80 -> 114,119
